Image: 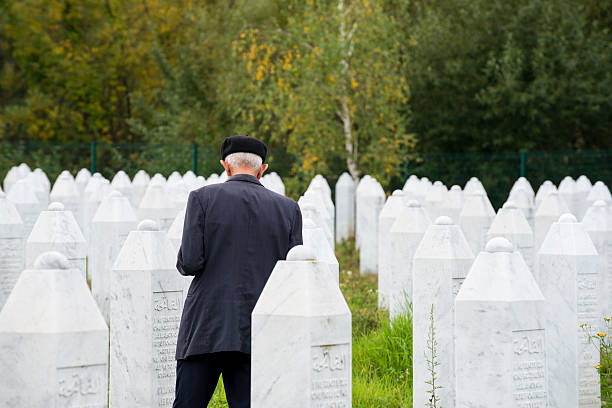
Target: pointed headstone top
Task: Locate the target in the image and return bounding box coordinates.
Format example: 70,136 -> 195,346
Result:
559,213 -> 577,223
586,181 -> 612,202
48,202 -> 65,211
503,201 -> 517,209
33,251 -> 70,270
7,179 -> 39,204
287,245 -> 317,261
450,185 -> 461,192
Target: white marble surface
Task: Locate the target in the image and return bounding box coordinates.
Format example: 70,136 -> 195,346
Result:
356,176 -> 385,274
111,170 -> 134,205
387,201 -> 431,317
582,200 -> 612,317
50,172 -> 83,232
509,187 -> 535,231
0,192 -> 24,310
24,172 -> 48,208
75,168 -> 92,197
137,184 -> 178,231
535,180 -> 557,208
423,181 -> 449,221
251,245 -> 351,408
534,191 -> 570,252
458,191 -> 496,256
132,170 -> 151,208
413,215 -> 473,408
537,214 -> 601,407
586,181 -> 612,211
0,251 -> 108,407
510,176 -> 535,201
110,220 -> 187,408
307,175 -> 334,224
299,190 -> 334,240
90,191 -> 138,323
455,238 -> 546,408
335,172 -> 355,243
402,174 -> 420,197
26,202 -> 87,279
300,203 -> 334,249
558,176 -> 578,215
575,175 -> 593,220
464,176 -> 486,195
7,178 -> 42,238
440,185 -> 463,223
303,218 -> 339,283
377,190 -> 406,310
487,201 -> 535,270
167,208 -> 186,251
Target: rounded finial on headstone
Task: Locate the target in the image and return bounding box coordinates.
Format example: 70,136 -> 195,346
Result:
451,185 -> 461,191
485,237 -> 513,253
48,202 -> 65,211
433,181 -> 443,186
406,200 -> 421,208
34,251 -> 71,270
108,190 -> 122,198
137,219 -> 159,231
434,216 -> 453,225
303,218 -> 317,229
286,245 -> 317,261
392,190 -> 404,197
594,200 -> 607,207
559,213 -> 578,223
503,201 -> 518,209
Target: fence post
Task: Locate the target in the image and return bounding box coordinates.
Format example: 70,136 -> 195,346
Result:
90,140 -> 97,174
192,142 -> 198,175
520,151 -> 526,177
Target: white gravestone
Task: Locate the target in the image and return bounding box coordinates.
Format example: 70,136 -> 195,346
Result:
575,175 -> 593,220
402,174 -> 420,196
183,170 -> 196,188
464,176 -> 485,195
7,178 -> 42,237
110,220 -> 187,408
24,172 -> 48,208
355,175 -> 372,248
534,191 -> 570,252
137,184 -> 178,231
582,201 -> 612,317
535,180 -> 557,208
26,202 -> 87,279
510,176 -> 536,201
387,200 -> 431,318
0,192 -> 24,309
0,252 -> 108,407
132,170 -> 151,208
455,237 -> 546,408
487,201 -> 535,270
558,176 -> 579,215
308,175 -> 335,222
377,190 -> 406,309
167,208 -> 186,251
423,181 -> 449,221
335,172 -> 355,243
299,190 -> 334,240
2,166 -> 20,193
50,172 -> 83,232
75,168 -> 92,197
509,187 -> 535,230
251,245 -> 352,408
34,168 -> 51,193
440,185 -> 463,223
303,218 -> 339,283
83,176 -> 113,244
150,172 -> 167,186
458,191 -> 496,256
111,170 -> 134,205
585,181 -> 612,211
537,214 -> 601,407
413,216 -> 473,408
90,191 -> 139,323
356,177 -> 385,274
413,176 -> 432,204
300,203 -> 334,249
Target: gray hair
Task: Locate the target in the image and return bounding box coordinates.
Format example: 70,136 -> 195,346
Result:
225,152 -> 263,171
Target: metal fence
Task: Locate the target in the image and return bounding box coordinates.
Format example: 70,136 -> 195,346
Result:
1,141 -> 610,209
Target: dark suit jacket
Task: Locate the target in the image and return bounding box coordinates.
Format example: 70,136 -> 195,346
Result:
175,173 -> 302,359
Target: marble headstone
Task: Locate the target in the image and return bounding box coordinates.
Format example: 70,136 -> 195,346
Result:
575,175 -> 593,220
137,184 -> 178,231
7,178 -> 42,237
464,177 -> 485,195
2,166 -> 20,193
0,192 -> 24,309
24,172 -> 48,208
49,172 -> 82,230
132,169 -> 151,208
585,181 -> 612,211
299,190 -> 334,239
537,214 -> 601,407
582,201 -> 612,317
34,168 -> 51,193
26,202 -> 87,279
335,172 -> 355,243
90,191 -> 138,323
487,201 -> 535,270
300,203 -> 334,249
251,245 -> 352,408
377,190 -> 406,309
110,220 -> 187,407
534,191 -> 570,252
110,170 -> 134,205
386,200 -> 431,317
0,251 -> 108,407
75,168 -> 92,197
558,176 -> 578,215
440,185 -> 463,223
413,215 -> 474,408
458,191 -> 496,256
402,174 -> 420,197
167,208 -> 186,251
423,181 -> 449,221
303,218 -> 339,283
510,176 -> 535,201
356,177 -> 385,274
508,187 -> 535,230
455,238 -> 546,408
535,180 -> 557,208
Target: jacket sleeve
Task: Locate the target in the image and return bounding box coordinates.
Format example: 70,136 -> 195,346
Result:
176,191 -> 206,276
288,203 -> 303,250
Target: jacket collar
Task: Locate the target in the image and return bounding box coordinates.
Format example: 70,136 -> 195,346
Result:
227,173 -> 263,186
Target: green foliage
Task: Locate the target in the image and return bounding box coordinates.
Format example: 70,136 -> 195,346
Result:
583,317 -> 612,403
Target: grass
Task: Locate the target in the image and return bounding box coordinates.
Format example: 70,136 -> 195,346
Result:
210,238 -> 413,407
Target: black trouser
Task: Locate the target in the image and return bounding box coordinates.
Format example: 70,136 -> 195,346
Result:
173,351 -> 251,408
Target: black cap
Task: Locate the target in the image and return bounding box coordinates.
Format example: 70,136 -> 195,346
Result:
221,135 -> 268,162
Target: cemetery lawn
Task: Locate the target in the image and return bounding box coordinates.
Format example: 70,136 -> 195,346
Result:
209,239 -> 413,407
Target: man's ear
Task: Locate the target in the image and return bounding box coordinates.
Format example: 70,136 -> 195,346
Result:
220,160 -> 232,177
257,163 -> 269,179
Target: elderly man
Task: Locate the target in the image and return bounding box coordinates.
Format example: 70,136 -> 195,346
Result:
173,135 -> 303,408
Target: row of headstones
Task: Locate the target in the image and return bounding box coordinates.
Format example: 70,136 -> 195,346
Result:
1,166 -> 345,407
338,172 -> 611,407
